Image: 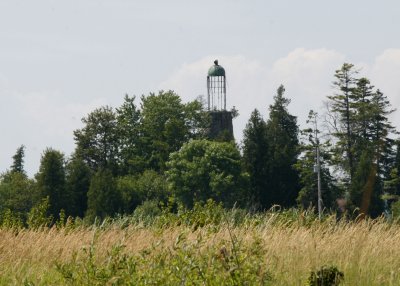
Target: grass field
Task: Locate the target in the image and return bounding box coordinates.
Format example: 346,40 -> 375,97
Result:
0,206 -> 400,285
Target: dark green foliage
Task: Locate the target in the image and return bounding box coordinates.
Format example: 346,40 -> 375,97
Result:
132,200 -> 162,224
390,199 -> 400,218
11,145 -> 26,175
327,64 -> 396,216
384,142 -> 400,214
264,85 -> 300,207
74,106 -> 120,173
327,63 -> 358,180
307,265 -> 344,286
86,169 -> 121,221
65,156 -> 91,217
116,95 -> 143,175
140,91 -> 190,171
140,90 -> 207,171
0,171 -> 37,217
295,151 -> 341,210
184,96 -> 210,140
117,170 -> 168,213
166,140 -> 249,208
350,149 -> 384,217
27,196 -> 53,229
242,86 -> 300,209
242,109 -> 269,208
0,148 -> 39,225
35,148 -> 68,219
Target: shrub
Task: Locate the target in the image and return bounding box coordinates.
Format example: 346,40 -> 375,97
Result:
0,208 -> 24,229
27,196 -> 53,229
307,265 -> 344,286
132,200 -> 162,225
56,231 -> 272,285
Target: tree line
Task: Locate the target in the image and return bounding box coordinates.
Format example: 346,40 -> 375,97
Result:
1,63 -> 400,225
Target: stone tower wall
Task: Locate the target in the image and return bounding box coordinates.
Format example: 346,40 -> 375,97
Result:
208,111 -> 234,141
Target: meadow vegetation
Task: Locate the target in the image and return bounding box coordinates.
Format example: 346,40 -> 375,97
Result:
0,201 -> 399,285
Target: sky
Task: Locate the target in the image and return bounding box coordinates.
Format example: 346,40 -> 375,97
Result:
1,0 -> 400,176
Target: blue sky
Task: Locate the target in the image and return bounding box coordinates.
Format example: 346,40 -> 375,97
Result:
1,0 -> 400,176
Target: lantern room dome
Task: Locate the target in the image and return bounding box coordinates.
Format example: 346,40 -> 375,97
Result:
208,60 -> 225,77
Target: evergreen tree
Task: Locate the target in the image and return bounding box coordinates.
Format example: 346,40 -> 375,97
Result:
86,169 -> 121,220
65,156 -> 91,217
353,89 -> 397,216
11,145 -> 26,175
265,85 -> 300,207
369,90 -> 396,177
116,95 -> 143,175
35,148 -> 68,219
327,64 -> 396,216
384,141 -> 400,213
352,77 -> 375,160
327,63 -> 359,181
242,109 -> 269,208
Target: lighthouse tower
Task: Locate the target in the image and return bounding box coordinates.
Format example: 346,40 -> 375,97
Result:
207,60 -> 234,141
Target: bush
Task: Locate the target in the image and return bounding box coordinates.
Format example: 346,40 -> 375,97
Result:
0,209 -> 24,229
307,265 -> 344,286
27,197 -> 53,229
118,171 -> 168,213
56,230 -> 272,285
132,200 -> 162,225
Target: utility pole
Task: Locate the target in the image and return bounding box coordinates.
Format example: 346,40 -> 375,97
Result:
308,110 -> 323,219
316,132 -> 322,220
312,112 -> 323,219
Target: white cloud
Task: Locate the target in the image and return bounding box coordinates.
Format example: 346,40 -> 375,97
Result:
0,85 -> 107,176
160,49 -> 346,144
369,49 -> 400,125
160,48 -> 400,147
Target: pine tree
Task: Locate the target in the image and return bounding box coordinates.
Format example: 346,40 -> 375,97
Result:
35,148 -> 68,219
384,141 -> 400,213
86,169 -> 121,220
65,156 -> 91,217
242,109 -> 269,208
11,145 -> 26,175
265,85 -> 300,207
354,89 -> 397,217
352,78 -> 375,153
327,64 -> 397,216
327,63 -> 359,181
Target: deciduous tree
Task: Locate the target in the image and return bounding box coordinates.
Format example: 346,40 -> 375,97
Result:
166,140 -> 248,208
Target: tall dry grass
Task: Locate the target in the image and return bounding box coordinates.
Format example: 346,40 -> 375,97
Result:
0,216 -> 399,285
